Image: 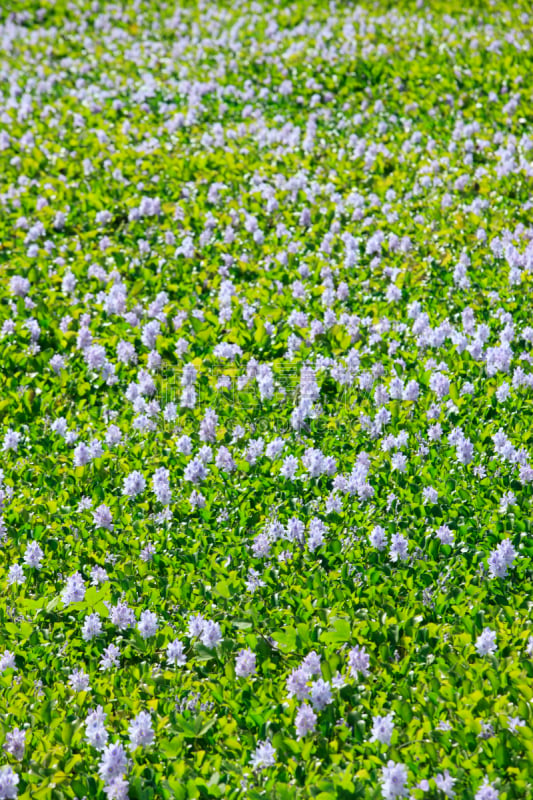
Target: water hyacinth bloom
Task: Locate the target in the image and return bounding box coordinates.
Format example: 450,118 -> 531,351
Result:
105,424 -> 122,447
200,620 -> 222,649
61,572 -> 86,605
110,602 -> 135,630
73,442 -> 91,466
7,564 -> 25,586
487,539 -> 517,578
435,525 -> 455,546
295,703 -> 317,739
301,651 -> 321,676
370,525 -> 387,550
310,678 -> 333,711
85,706 -> 109,750
184,457 -> 207,484
23,541 -> 44,568
215,446 -> 236,473
0,766 -> 19,799
250,740 -> 276,770
507,716 -> 525,733
122,471 -> 146,498
0,651 -> 16,675
137,610 -> 158,639
10,275 -> 30,297
151,467 -> 172,504
475,780 -> 499,800
98,742 -> 129,785
287,667 -> 311,700
166,639 -> 187,667
423,487 -> 439,504
429,372 -> 450,399
49,354 -> 66,374
348,645 -> 370,679
188,614 -> 206,639
93,504 -> 113,531
140,543 -> 156,562
3,728 -> 25,761
389,533 -> 409,562
434,770 -> 456,797
100,644 -> 121,671
252,532 -> 270,558
380,760 -> 409,799
104,775 -> 130,800
280,455 -> 299,479
90,566 -> 109,586
370,712 -> 395,746
475,628 -> 497,657
2,430 -> 21,453
82,613 -> 103,641
307,518 -> 327,552
235,648 -> 256,678
68,669 -> 91,692
128,711 -> 155,750
265,438 -> 285,459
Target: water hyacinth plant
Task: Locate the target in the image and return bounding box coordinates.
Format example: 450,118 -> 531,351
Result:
0,0 -> 533,798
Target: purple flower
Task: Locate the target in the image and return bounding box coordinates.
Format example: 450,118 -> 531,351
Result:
295,704 -> 317,739
301,651 -> 321,676
348,645 -> 370,679
85,706 -> 108,750
104,776 -> 129,800
250,740 -> 276,770
68,669 -> 91,692
370,525 -> 387,550
0,651 -> 16,674
0,765 -> 19,799
93,504 -> 113,531
287,668 -> 310,700
380,760 -> 409,798
3,728 -> 25,761
475,780 -> 499,800
7,564 -> 25,586
100,644 -> 120,671
110,602 -> 135,630
435,525 -> 454,546
137,610 -> 158,639
389,533 -> 409,562
184,457 -> 207,484
370,713 -> 395,746
128,711 -> 154,750
423,486 -> 438,504
10,276 -> 30,297
151,468 -> 171,505
235,648 -> 256,678
98,742 -> 129,785
82,613 -> 102,641
475,628 -> 497,656
62,572 -> 86,605
488,539 -> 517,579
24,541 -> 44,569
308,517 -> 327,551
434,770 -> 456,797
2,430 -> 21,453
122,471 -> 146,498
166,639 -> 187,667
310,679 -> 333,711
188,613 -> 206,638
200,620 -> 222,649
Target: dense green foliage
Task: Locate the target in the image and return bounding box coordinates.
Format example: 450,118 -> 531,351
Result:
1,1 -> 533,798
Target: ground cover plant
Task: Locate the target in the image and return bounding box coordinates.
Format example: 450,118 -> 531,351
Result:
1,0 -> 533,798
